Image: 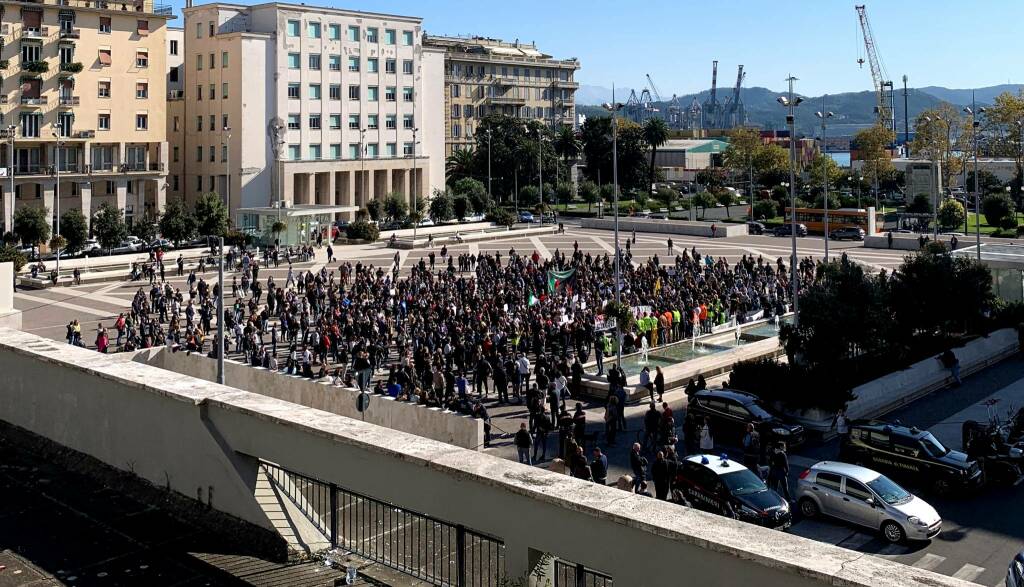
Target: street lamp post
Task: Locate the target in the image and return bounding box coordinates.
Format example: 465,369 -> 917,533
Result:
601,99 -> 625,364
486,128 -> 493,203
963,103 -> 986,260
922,115 -> 950,239
51,131 -> 63,277
777,76 -> 803,326
4,126 -> 14,237
815,102 -> 834,262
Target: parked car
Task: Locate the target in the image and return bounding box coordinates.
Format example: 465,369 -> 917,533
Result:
839,420 -> 984,494
1007,549 -> 1024,587
149,238 -> 175,250
686,389 -> 805,449
829,227 -> 866,241
81,239 -> 101,256
517,211 -> 535,223
796,461 -> 942,543
772,223 -> 808,237
462,213 -> 486,223
110,241 -> 141,255
747,221 -> 765,235
673,454 -> 791,530
417,218 -> 435,227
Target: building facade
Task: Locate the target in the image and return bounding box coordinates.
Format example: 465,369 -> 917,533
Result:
0,0 -> 172,235
166,26 -> 183,205
178,2 -> 443,233
423,35 -> 579,157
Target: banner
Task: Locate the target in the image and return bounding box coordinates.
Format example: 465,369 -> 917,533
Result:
547,268 -> 576,295
594,314 -> 617,332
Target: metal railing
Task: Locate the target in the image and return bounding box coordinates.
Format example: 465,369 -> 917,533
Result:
260,460 -> 505,587
23,0 -> 172,15
554,560 -> 614,587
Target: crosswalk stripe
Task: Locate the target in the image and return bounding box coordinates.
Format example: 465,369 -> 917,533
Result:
911,553 -> 946,571
529,236 -> 553,260
952,564 -> 986,582
15,292 -> 116,319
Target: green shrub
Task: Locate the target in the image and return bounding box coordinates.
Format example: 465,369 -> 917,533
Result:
486,208 -> 516,227
0,244 -> 27,271
346,220 -> 379,241
1000,216 -> 1019,230
752,200 -> 776,221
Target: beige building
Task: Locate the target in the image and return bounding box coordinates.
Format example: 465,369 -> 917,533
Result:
423,35 -> 580,157
0,0 -> 172,234
178,1 -> 444,237
166,26 -> 184,204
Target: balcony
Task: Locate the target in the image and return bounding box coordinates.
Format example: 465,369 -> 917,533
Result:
58,95 -> 79,106
21,61 -> 49,74
20,27 -> 49,40
20,95 -> 47,105
487,95 -> 526,105
58,62 -> 83,74
75,130 -> 95,139
119,162 -> 163,173
167,89 -> 183,100
59,28 -> 80,40
16,0 -> 173,16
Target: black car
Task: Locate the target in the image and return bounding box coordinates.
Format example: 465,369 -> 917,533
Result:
687,389 -> 805,449
840,420 -> 984,494
829,227 -> 866,241
747,221 -> 765,235
772,223 -> 807,237
673,454 -> 792,529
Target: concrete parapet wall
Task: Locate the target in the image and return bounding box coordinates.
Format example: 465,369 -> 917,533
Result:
0,328 -> 979,587
580,217 -> 747,238
132,348 -> 484,450
864,234 -> 966,251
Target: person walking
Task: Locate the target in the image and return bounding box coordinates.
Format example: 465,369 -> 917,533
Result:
630,442 -> 647,494
514,423 -> 533,465
768,442 -> 792,502
831,408 -> 850,447
654,366 -> 665,402
604,395 -> 618,446
532,415 -> 551,463
698,416 -> 714,452
667,238 -> 674,256
652,450 -> 671,500
742,423 -> 761,474
590,447 -> 608,485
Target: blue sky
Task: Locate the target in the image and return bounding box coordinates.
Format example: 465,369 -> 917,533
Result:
166,0 -> 1022,95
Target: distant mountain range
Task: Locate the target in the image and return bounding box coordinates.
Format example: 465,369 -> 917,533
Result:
576,84 -> 1024,136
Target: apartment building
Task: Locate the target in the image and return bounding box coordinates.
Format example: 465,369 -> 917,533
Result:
166,26 -> 183,204
179,2 -> 443,239
423,35 -> 580,157
0,0 -> 172,234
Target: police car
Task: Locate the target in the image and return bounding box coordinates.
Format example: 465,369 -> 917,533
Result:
672,454 -> 792,530
840,420 -> 984,495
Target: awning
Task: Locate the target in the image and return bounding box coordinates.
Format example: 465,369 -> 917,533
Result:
22,10 -> 41,29
98,50 -> 111,65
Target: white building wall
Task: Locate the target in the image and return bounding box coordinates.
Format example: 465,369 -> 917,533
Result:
421,46 -> 445,197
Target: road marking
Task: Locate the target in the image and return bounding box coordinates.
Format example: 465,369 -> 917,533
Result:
951,564 -> 986,582
529,236 -> 553,260
588,235 -> 616,255
911,553 -> 946,571
836,532 -> 875,551
15,292 -> 116,319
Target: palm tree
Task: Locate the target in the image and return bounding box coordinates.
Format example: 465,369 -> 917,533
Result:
445,148 -> 475,187
642,118 -> 670,194
553,126 -> 582,169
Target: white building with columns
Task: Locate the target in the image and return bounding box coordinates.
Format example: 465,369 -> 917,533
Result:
178,1 -> 443,239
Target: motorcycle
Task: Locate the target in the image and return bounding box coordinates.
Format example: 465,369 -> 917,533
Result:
962,399 -> 1024,486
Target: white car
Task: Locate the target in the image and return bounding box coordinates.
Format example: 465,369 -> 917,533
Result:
417,218 -> 435,227
462,213 -> 486,223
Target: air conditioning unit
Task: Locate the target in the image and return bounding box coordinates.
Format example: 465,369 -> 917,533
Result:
76,130 -> 96,139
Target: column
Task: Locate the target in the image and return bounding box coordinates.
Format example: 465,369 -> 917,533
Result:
324,172 -> 335,207
115,178 -> 128,212
343,170 -> 354,207
282,169 -> 295,207
2,184 -> 12,237
305,172 -> 316,205
154,177 -> 166,214
42,181 -> 55,221
384,168 -> 393,198
366,169 -> 376,204
79,181 -> 92,231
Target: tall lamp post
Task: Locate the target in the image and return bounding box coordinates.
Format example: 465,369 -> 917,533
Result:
815,102 -> 834,261
963,103 -> 986,260
3,126 -> 14,237
777,76 -> 803,326
485,128 -> 493,203
51,130 -> 63,277
601,99 -> 625,364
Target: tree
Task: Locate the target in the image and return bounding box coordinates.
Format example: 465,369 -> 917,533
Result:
159,199 -> 197,246
982,91 -> 1024,205
812,192 -> 840,210
854,124 -> 896,189
656,187 -> 678,211
716,191 -> 737,217
555,182 -> 574,208
965,169 -> 1003,195
192,192 -> 229,237
753,144 -> 790,186
642,118 -> 670,191
130,219 -> 158,243
92,202 -> 127,251
452,177 -> 490,213
429,190 -> 455,222
692,192 -> 717,219
552,125 -> 581,171
365,198 -> 383,221
59,209 -> 88,255
13,206 -> 50,253
579,180 -> 600,212
445,148 -> 475,186
271,221 -> 287,243
910,106 -> 965,189
695,168 -> 726,192
383,194 -> 408,221
518,185 -> 540,207
452,195 -> 470,220
982,192 -> 1015,227
752,199 -> 777,220
0,245 -> 27,271
906,194 -> 932,214
471,115 -> 561,201
724,127 -> 762,177
938,198 -> 966,229
808,154 -> 843,194
579,116 -> 650,194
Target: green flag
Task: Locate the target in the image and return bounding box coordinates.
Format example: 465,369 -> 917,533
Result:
547,268 -> 576,294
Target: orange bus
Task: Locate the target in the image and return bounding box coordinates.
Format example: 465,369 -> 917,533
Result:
784,208 -> 882,235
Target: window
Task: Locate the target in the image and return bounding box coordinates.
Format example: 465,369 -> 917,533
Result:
386,143 -> 396,158
209,145 -> 216,162
20,113 -> 40,138
403,59 -> 413,75
288,144 -> 300,160
222,51 -> 229,67
366,143 -> 378,158
195,21 -> 202,38
451,85 -> 460,98
309,54 -> 321,70
328,24 -> 340,40
307,22 -> 320,38
367,58 -> 378,73
328,55 -> 341,71
172,146 -> 179,162
815,472 -> 843,491
367,86 -> 378,101
98,113 -> 110,131
169,40 -> 179,56
287,83 -> 300,99
403,142 -> 414,156
348,144 -> 359,159
98,81 -> 111,98
287,114 -> 300,129
347,25 -> 359,42
209,53 -> 216,69
385,59 -> 396,74
844,479 -> 873,502
172,175 -> 179,191
329,114 -> 341,129
348,85 -> 360,100
137,19 -> 149,35
195,176 -> 203,191
209,21 -> 215,36
208,176 -> 215,191
136,82 -> 149,99
402,30 -> 413,46
452,124 -> 460,138
287,53 -> 300,69
222,114 -> 229,130
329,144 -> 341,160
209,83 -> 216,99
367,114 -> 378,129
286,20 -> 300,37
136,113 -> 148,130
196,116 -> 203,131
100,17 -> 111,34
196,54 -> 203,70
868,430 -> 890,447
329,84 -> 341,100
403,114 -> 414,129
348,114 -> 360,129
208,114 -> 215,130
385,114 -> 396,129
366,27 -> 378,43
309,84 -> 321,99
384,29 -> 396,45
451,104 -> 461,118
309,144 -> 321,160
221,83 -> 228,99
309,114 -> 321,129
136,50 -> 149,68
403,87 -> 414,101
348,56 -> 359,72
98,48 -> 112,66
173,116 -> 180,132
169,69 -> 178,83
465,105 -> 474,118
385,86 -> 396,102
